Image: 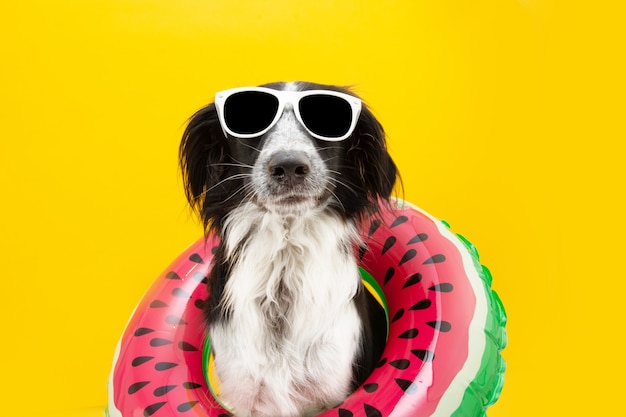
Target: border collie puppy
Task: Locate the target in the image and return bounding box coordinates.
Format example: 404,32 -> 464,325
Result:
179,81 -> 397,417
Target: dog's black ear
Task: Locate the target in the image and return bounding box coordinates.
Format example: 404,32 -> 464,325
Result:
344,103 -> 399,214
179,103 -> 229,232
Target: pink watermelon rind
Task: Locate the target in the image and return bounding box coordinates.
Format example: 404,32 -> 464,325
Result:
394,200 -> 506,417
106,200 -> 506,417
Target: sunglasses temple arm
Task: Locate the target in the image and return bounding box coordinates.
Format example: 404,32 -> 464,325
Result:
215,106 -> 230,138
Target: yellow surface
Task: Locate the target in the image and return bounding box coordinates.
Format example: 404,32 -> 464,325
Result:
0,0 -> 624,416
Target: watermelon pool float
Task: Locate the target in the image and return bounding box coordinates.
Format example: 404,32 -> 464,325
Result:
107,200 -> 507,417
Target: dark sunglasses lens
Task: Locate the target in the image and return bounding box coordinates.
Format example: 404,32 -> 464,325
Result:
299,95 -> 353,138
223,91 -> 280,135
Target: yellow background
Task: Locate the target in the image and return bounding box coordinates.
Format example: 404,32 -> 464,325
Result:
1,1 -> 624,416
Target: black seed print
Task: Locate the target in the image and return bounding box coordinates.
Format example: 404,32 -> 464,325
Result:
390,215 -> 409,228
427,321 -> 452,332
172,288 -> 190,298
363,383 -> 379,393
424,254 -> 446,264
128,381 -> 150,394
384,267 -> 395,285
183,382 -> 203,389
211,246 -> 219,255
402,273 -> 422,288
395,378 -> 418,394
398,328 -> 419,339
166,271 -> 181,280
165,315 -> 187,325
391,308 -> 404,323
194,299 -> 207,310
155,362 -> 178,371
358,244 -> 367,260
412,349 -> 435,362
177,401 -> 199,412
409,299 -> 432,310
389,359 -> 410,370
398,249 -> 417,265
375,357 -> 387,368
189,253 -> 204,264
368,219 -> 381,237
429,283 -> 454,292
149,300 -> 168,308
364,404 -> 382,417
150,338 -> 173,347
382,236 -> 397,255
144,402 -> 167,416
154,385 -> 177,396
408,233 -> 428,244
134,328 -> 154,337
178,341 -> 199,351
338,409 -> 354,417
132,356 -> 154,366
218,414 -> 233,417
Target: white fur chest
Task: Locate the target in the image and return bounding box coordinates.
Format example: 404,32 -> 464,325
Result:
209,203 -> 363,417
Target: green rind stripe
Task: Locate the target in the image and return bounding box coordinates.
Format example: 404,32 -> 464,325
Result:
450,233 -> 508,417
359,267 -> 390,335
203,335 -> 234,412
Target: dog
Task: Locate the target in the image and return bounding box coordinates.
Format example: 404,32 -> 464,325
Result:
179,81 -> 397,417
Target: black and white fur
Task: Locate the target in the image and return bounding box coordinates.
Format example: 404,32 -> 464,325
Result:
179,81 -> 397,417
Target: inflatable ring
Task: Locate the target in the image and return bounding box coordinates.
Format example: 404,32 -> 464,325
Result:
107,200 -> 507,417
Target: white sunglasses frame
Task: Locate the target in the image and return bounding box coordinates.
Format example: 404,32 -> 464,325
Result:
214,86 -> 362,142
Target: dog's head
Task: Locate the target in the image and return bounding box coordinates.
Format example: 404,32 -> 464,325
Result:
180,81 -> 398,232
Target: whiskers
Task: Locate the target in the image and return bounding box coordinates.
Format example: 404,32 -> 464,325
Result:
326,168 -> 359,197
194,161 -> 256,205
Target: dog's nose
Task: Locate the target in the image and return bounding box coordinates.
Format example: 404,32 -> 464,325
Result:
268,151 -> 311,186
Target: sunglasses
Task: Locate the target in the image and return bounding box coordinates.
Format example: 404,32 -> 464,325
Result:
215,87 -> 362,141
